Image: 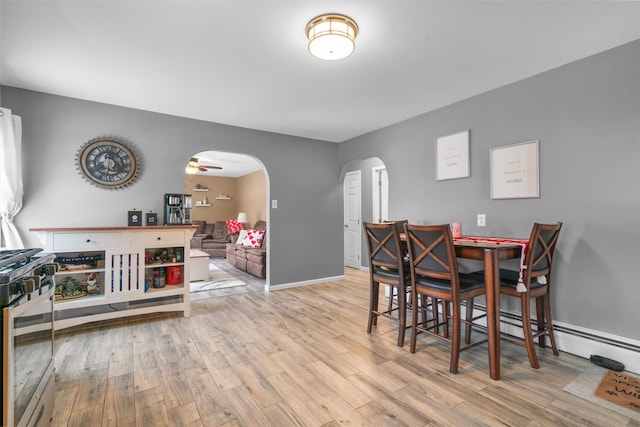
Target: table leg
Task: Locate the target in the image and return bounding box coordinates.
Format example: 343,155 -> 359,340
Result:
484,248 -> 501,380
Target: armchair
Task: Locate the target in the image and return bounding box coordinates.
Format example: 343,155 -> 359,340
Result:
226,220 -> 267,278
190,220 -> 215,251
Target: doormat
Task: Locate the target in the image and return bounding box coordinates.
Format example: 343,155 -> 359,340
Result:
563,365 -> 640,421
594,369 -> 640,414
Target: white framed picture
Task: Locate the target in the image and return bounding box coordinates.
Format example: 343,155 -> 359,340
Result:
435,130 -> 470,181
490,140 -> 540,199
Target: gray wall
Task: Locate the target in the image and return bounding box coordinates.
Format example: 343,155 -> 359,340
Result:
1,87 -> 344,286
338,40 -> 640,341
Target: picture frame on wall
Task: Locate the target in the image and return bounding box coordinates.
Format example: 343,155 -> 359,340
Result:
490,140 -> 540,199
435,130 -> 470,181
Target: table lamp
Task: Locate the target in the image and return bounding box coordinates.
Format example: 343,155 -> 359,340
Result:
237,212 -> 248,225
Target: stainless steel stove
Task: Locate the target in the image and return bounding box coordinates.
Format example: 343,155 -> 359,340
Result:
0,248 -> 56,306
1,248 -> 57,426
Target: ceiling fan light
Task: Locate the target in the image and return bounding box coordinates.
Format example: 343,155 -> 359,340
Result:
186,159 -> 200,174
306,14 -> 358,61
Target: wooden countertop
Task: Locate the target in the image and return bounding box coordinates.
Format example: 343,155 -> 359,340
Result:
30,225 -> 199,232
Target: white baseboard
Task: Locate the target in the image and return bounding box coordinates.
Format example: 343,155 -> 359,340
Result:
552,322 -> 640,375
269,275 -> 345,291
472,305 -> 640,374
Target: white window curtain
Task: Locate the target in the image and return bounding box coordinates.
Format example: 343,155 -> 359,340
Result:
0,107 -> 25,249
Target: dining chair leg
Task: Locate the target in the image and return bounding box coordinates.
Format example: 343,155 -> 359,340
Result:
397,283 -> 407,347
419,294 -> 428,327
387,284 -> 395,312
520,294 -> 540,369
430,298 -> 439,334
367,281 -> 379,333
543,294 -> 559,356
410,294 -> 419,354
450,300 -> 461,374
465,298 -> 475,345
443,301 -> 450,338
535,296 -> 547,348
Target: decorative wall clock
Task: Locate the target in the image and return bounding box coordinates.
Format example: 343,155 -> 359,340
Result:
76,137 -> 140,189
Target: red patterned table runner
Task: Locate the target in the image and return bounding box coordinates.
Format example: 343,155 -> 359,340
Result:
454,236 -> 529,292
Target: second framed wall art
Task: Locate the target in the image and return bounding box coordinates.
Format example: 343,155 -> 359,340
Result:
435,130 -> 470,181
490,140 -> 540,199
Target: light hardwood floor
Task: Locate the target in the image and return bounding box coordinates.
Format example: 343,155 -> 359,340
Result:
51,267 -> 639,426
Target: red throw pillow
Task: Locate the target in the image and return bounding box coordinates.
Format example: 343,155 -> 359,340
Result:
241,229 -> 265,248
226,219 -> 245,235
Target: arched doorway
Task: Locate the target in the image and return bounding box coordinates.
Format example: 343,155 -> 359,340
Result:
184,150 -> 270,289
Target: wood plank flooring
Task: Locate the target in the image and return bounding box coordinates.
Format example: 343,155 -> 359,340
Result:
51,267 -> 639,426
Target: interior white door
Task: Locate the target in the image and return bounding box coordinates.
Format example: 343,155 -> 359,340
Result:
372,166 -> 389,223
344,171 -> 361,268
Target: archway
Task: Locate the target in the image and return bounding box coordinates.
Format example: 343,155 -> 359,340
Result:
184,150 -> 270,289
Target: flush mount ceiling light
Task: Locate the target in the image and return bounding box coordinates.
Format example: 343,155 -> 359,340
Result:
306,14 -> 359,60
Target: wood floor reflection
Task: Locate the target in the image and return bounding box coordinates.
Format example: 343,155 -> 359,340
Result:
51,267 -> 637,426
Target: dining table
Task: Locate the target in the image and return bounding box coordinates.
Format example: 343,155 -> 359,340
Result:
453,236 -> 525,380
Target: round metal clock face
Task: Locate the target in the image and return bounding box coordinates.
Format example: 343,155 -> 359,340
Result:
76,138 -> 140,189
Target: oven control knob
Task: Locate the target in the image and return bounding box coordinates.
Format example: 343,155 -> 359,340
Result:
42,263 -> 58,275
19,276 -> 41,293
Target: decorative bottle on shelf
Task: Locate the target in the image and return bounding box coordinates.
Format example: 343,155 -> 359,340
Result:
203,195 -> 208,204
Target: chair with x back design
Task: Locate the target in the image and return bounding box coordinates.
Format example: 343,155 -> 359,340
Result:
404,223 -> 488,374
363,221 -> 411,347
498,222 -> 563,369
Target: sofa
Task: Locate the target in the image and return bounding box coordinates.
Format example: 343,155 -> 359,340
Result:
226,220 -> 266,278
191,220 -> 236,257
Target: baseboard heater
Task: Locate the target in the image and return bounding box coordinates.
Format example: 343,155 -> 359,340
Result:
472,302 -> 640,373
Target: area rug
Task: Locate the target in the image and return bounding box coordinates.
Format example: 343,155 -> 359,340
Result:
190,263 -> 246,293
563,365 -> 640,421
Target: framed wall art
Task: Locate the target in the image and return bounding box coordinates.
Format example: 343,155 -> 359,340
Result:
490,140 -> 540,199
435,130 -> 470,181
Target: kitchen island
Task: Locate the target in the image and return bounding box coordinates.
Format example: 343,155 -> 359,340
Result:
30,225 -> 197,330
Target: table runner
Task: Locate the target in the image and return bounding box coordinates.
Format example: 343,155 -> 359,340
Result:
454,236 -> 530,292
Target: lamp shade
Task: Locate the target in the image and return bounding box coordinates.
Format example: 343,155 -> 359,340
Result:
306,14 -> 358,60
237,212 -> 248,224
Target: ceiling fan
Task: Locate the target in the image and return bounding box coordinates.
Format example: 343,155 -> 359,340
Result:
186,157 -> 222,174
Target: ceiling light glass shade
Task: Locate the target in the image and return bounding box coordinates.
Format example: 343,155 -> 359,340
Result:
306,14 -> 358,60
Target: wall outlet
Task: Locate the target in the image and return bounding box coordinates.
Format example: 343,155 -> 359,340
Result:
477,214 -> 486,227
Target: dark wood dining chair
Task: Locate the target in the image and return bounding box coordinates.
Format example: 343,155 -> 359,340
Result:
403,223 -> 488,374
363,221 -> 411,347
498,222 -> 563,369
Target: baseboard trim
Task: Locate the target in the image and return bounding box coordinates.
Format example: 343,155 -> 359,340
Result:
269,275 -> 346,291
472,303 -> 640,374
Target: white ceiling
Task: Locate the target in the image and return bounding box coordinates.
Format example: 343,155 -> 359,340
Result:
1,1 -> 639,148
191,151 -> 262,178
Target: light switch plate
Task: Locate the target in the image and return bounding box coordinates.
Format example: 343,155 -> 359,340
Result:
272,200 -> 278,209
